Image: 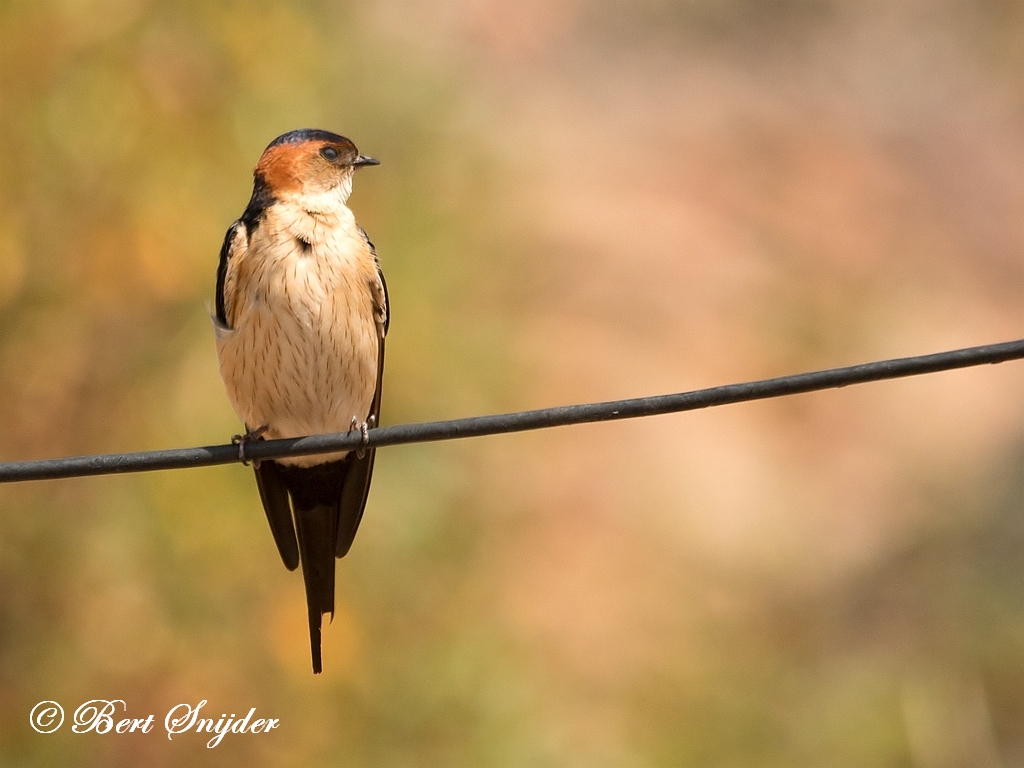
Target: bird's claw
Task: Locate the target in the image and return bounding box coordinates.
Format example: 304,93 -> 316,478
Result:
232,424 -> 268,466
349,415 -> 375,459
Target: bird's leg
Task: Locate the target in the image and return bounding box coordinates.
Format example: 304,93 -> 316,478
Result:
232,424 -> 268,466
349,415 -> 375,459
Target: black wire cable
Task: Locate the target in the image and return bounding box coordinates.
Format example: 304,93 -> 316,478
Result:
2,338 -> 1023,484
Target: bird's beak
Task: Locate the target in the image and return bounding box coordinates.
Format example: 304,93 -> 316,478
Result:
353,155 -> 380,167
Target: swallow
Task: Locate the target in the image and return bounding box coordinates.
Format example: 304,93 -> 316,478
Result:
213,129 -> 388,674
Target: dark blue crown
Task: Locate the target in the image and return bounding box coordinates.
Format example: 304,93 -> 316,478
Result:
265,129 -> 351,150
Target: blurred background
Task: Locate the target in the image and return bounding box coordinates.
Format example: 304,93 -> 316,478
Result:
2,0 -> 1024,765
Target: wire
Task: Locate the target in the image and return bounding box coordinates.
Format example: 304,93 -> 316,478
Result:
2,337 -> 1023,484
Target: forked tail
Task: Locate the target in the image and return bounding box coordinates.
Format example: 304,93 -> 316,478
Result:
294,500 -> 337,674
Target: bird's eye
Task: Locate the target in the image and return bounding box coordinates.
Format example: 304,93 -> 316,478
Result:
320,146 -> 340,162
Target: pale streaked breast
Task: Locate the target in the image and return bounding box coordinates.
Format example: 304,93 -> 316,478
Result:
215,203 -> 382,467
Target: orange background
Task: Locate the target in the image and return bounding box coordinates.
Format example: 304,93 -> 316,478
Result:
2,1 -> 1024,765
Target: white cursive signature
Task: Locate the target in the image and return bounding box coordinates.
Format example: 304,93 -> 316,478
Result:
165,700 -> 280,748
30,699 -> 279,748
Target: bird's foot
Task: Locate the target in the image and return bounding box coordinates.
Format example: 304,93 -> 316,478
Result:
349,415 -> 375,459
232,424 -> 268,466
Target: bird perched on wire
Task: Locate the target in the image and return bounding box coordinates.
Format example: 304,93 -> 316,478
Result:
213,129 -> 388,674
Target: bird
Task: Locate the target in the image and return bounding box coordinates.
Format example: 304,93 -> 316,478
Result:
212,129 -> 388,674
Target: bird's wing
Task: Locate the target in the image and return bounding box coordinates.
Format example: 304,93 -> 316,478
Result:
214,220 -> 246,329
335,229 -> 389,557
362,226 -> 390,335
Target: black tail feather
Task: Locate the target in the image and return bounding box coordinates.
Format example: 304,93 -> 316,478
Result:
278,460 -> 349,674
308,606 -> 323,674
293,499 -> 336,674
253,460 -> 299,570
336,447 -> 376,557
267,452 -> 378,674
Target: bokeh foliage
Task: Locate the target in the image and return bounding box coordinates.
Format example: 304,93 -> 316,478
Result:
2,0 -> 1024,765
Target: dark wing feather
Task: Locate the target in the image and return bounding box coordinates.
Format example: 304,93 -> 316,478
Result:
253,459 -> 300,571
335,333 -> 384,557
335,229 -> 389,557
360,227 -> 390,334
217,173 -> 274,328
215,221 -> 244,328
378,262 -> 390,335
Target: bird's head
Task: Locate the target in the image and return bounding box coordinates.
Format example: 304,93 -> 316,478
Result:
254,129 -> 379,203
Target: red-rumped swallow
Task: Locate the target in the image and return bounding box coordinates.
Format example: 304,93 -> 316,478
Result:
213,129 -> 387,674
